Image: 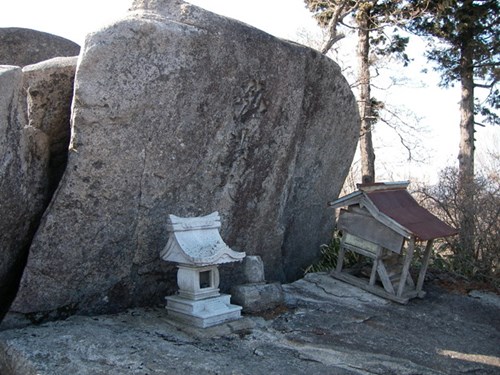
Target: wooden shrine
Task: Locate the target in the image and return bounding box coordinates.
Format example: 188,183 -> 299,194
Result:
328,182 -> 458,304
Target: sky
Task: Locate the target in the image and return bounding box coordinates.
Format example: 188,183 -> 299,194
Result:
1,0 -> 497,185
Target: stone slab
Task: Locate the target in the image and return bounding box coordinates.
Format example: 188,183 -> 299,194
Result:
166,294 -> 242,328
231,282 -> 284,313
1,275 -> 499,374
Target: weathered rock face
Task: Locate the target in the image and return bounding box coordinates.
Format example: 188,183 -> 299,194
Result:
0,58 -> 77,321
7,0 -> 359,321
0,28 -> 80,67
23,57 -> 78,195
0,66 -> 49,321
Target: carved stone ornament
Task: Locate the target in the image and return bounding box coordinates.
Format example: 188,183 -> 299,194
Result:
161,212 -> 246,266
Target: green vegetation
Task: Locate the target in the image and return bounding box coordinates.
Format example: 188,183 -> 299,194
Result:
304,231 -> 362,274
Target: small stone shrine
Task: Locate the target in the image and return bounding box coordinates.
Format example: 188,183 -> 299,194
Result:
160,212 -> 246,328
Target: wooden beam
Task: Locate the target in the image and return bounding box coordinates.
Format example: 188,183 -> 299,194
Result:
328,191 -> 363,209
377,260 -> 395,294
416,239 -> 434,293
357,181 -> 410,192
335,236 -> 347,273
369,247 -> 382,286
342,241 -> 379,259
331,271 -> 411,304
406,273 -> 415,288
397,237 -> 415,297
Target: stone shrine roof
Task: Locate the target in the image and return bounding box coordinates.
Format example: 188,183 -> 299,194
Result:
161,212 -> 245,266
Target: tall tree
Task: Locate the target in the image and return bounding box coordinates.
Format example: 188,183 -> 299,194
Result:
305,0 -> 410,184
408,0 -> 499,256
357,1 -> 376,184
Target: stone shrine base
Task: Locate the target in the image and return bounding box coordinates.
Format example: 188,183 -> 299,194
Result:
165,294 -> 242,328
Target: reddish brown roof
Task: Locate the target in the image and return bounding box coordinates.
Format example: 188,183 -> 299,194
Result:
366,189 -> 458,241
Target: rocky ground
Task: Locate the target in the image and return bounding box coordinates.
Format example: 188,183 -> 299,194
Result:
0,272 -> 499,375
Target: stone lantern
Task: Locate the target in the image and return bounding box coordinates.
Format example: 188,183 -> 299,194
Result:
161,212 -> 246,328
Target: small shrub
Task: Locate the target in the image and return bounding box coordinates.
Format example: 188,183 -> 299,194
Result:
415,167 -> 499,288
304,231 -> 361,274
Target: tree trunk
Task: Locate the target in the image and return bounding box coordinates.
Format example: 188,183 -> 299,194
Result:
357,7 -> 375,184
320,3 -> 346,54
457,27 -> 476,261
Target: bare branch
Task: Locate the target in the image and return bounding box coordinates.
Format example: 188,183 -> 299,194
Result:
474,80 -> 498,89
320,1 -> 363,54
379,117 -> 414,161
321,34 -> 345,54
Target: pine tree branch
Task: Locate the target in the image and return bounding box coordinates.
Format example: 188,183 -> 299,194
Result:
321,34 -> 345,54
320,2 -> 348,54
474,80 -> 498,89
472,61 -> 500,68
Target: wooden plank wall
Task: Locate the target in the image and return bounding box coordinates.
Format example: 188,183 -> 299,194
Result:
337,207 -> 404,253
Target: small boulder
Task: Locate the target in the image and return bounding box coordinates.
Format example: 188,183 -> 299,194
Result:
242,256 -> 266,284
231,255 -> 284,313
231,282 -> 284,314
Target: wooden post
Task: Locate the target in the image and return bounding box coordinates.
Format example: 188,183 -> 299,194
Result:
369,261 -> 378,285
335,236 -> 347,274
377,261 -> 395,295
397,237 -> 415,297
416,239 -> 434,294
369,247 -> 382,286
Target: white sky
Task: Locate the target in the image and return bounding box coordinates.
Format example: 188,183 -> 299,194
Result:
1,0 -> 497,184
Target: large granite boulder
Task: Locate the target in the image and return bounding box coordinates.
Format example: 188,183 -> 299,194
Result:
6,0 -> 359,323
0,28 -> 80,67
0,58 -> 77,321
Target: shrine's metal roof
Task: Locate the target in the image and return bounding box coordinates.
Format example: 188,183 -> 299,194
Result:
366,188 -> 458,241
329,182 -> 458,241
